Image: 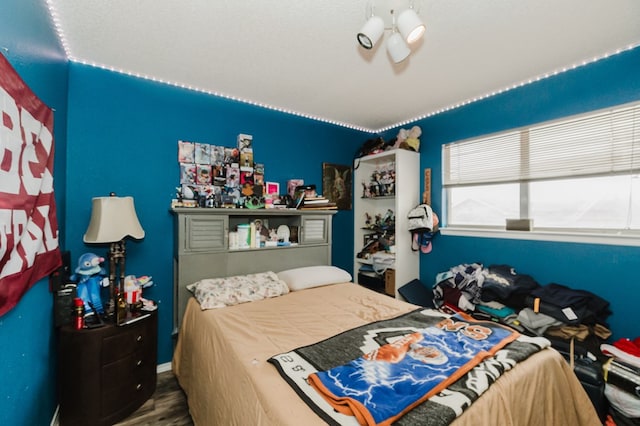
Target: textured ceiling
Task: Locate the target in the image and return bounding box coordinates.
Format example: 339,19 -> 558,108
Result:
47,0 -> 640,132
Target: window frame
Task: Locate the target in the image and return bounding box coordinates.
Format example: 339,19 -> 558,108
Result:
441,101 -> 640,246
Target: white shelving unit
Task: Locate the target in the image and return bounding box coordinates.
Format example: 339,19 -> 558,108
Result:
353,149 -> 420,298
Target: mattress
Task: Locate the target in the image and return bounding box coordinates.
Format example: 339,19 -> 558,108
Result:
172,282 -> 600,425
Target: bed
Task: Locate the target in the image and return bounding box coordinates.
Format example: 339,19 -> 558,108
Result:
172,268 -> 600,425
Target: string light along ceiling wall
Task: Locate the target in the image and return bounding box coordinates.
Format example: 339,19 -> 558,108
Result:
357,0 -> 426,64
45,0 -> 640,133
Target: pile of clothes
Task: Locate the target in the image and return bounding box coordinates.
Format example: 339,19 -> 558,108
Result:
433,263 -> 612,349
600,338 -> 640,425
433,262 -> 629,423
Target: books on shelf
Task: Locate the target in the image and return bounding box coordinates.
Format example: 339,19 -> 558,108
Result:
303,197 -> 330,205
301,205 -> 337,210
299,195 -> 337,210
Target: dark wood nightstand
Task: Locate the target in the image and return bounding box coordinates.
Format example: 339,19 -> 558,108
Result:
58,310 -> 157,426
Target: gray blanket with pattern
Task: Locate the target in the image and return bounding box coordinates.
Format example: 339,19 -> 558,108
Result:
269,308 -> 549,426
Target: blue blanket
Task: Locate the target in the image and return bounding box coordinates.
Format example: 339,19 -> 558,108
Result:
269,309 -> 549,426
307,314 -> 518,425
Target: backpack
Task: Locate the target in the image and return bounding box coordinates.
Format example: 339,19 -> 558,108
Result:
407,204 -> 437,253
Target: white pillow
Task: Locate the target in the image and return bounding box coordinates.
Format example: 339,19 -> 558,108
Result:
277,266 -> 352,291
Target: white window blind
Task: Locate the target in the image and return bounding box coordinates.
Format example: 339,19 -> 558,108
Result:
443,103 -> 640,187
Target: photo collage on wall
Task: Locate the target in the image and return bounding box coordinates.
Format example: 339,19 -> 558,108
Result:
175,134 -> 266,208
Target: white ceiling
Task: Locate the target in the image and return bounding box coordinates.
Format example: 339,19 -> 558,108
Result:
47,0 -> 640,133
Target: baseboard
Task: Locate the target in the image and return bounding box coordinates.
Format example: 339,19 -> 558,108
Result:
50,405 -> 59,426
157,362 -> 172,373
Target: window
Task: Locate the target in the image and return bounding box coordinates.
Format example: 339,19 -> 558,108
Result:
443,102 -> 640,237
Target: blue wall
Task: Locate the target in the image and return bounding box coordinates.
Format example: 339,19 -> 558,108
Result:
2,2 -> 639,424
403,47 -> 640,341
64,64 -> 365,365
0,0 -> 68,425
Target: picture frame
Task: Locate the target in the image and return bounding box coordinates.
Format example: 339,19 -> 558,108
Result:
322,163 -> 352,210
266,181 -> 280,195
287,179 -> 304,197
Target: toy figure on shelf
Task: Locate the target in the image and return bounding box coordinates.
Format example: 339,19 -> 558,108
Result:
364,212 -> 373,228
123,275 -> 156,311
375,213 -> 383,227
381,209 -> 395,229
370,171 -> 382,196
71,253 -> 109,316
361,181 -> 372,198
361,162 -> 396,198
380,169 -> 395,195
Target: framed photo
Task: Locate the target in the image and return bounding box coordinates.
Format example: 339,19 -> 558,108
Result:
287,179 -> 304,197
178,140 -> 195,163
322,163 -> 352,210
266,181 -> 280,195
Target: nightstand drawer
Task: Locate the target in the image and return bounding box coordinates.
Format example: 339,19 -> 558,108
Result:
101,373 -> 156,418
102,352 -> 154,391
101,317 -> 154,364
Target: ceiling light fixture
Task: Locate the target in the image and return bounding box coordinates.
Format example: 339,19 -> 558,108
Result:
386,30 -> 411,64
357,0 -> 425,64
397,8 -> 426,43
357,15 -> 385,50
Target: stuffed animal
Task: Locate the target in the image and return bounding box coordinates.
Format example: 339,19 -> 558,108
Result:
71,253 -> 108,315
400,126 -> 422,152
392,128 -> 409,149
392,126 -> 422,152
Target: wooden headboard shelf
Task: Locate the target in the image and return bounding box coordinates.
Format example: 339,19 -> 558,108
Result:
171,208 -> 336,334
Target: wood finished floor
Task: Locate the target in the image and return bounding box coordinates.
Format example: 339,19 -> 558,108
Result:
114,370 -> 194,426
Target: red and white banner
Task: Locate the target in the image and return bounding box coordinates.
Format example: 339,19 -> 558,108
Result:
0,53 -> 61,316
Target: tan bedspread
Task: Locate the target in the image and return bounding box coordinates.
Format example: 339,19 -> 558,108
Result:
173,283 -> 600,425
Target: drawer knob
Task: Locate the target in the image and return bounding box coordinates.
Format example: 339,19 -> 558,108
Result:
136,383 -> 143,391
136,359 -> 143,367
136,335 -> 143,342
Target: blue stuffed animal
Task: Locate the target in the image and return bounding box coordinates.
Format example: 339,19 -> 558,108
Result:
71,253 -> 108,315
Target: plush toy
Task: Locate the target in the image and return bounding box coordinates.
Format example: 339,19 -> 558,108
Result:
71,253 -> 108,315
392,128 -> 409,149
400,126 -> 422,152
392,126 -> 422,152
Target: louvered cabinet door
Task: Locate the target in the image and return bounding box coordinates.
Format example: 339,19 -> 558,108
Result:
179,214 -> 228,253
300,215 -> 330,245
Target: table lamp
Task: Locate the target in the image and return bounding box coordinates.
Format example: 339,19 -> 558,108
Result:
83,193 -> 145,316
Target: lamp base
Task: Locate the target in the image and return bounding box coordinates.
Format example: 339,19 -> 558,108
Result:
108,240 -> 128,323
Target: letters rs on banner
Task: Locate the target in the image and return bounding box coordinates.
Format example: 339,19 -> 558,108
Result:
0,52 -> 61,316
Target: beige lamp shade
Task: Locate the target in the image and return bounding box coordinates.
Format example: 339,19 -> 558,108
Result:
83,196 -> 145,243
